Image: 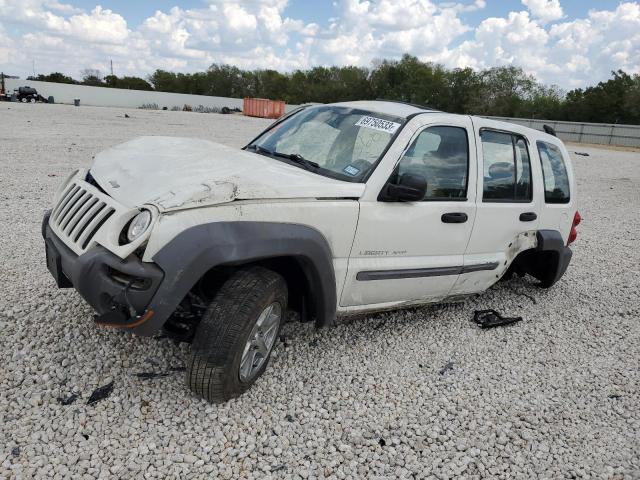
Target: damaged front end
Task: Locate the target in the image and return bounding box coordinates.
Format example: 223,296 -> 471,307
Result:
42,210 -> 164,328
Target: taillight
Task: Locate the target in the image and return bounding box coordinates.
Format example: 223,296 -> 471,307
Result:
568,211 -> 581,245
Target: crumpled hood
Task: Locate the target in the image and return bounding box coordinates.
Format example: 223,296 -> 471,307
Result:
90,136 -> 365,211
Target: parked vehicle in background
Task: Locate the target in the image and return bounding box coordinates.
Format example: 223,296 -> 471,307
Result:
15,86 -> 48,103
42,101 -> 579,403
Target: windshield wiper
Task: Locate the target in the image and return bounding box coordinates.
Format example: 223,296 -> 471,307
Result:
247,145 -> 319,172
272,151 -> 320,171
246,144 -> 273,156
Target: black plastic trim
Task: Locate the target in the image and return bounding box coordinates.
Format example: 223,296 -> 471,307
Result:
138,222 -> 337,336
535,229 -> 573,287
356,262 -> 499,281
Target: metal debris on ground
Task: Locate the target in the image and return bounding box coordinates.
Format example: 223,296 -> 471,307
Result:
574,151 -> 590,156
473,310 -> 523,328
86,381 -> 114,405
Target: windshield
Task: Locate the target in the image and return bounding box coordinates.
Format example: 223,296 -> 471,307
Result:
246,106 -> 405,182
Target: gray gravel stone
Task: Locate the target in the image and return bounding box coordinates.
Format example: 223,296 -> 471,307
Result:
1,103 -> 639,479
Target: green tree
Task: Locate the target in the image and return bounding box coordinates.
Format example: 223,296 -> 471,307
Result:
104,75 -> 153,90
80,69 -> 103,86
30,72 -> 77,84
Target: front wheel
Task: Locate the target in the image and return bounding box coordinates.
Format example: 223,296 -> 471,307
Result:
186,266 -> 287,403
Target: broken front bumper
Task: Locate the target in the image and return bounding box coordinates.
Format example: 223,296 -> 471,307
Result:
42,210 -> 164,331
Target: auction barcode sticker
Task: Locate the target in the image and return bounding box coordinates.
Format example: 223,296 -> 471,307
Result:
355,116 -> 401,134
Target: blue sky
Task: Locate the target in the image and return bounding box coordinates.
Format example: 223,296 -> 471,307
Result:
51,0 -> 605,29
0,1 -> 638,89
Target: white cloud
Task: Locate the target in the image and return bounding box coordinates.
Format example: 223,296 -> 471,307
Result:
0,25 -> 14,64
0,0 -> 637,90
521,0 -> 564,24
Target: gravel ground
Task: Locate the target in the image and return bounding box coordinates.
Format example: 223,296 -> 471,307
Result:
1,103 -> 639,479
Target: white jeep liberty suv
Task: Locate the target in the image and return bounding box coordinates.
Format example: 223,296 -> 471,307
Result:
43,101 -> 579,402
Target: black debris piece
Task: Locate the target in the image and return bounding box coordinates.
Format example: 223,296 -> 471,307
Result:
11,447 -> 20,457
221,106 -> 231,114
608,394 -> 622,399
379,438 -> 386,447
308,339 -> 318,347
82,434 -> 89,440
272,465 -> 286,472
87,381 -> 114,405
285,414 -> 295,423
279,335 -> 288,348
169,366 -> 186,372
574,151 -> 590,156
439,361 -> 454,375
418,364 -> 423,368
473,310 -> 523,328
124,113 -> 130,118
135,372 -> 170,380
57,392 -> 79,405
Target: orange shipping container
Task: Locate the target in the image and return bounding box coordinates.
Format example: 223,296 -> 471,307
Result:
243,97 -> 286,119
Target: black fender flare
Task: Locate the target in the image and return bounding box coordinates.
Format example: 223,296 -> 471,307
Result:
133,222 -> 337,336
534,229 -> 573,288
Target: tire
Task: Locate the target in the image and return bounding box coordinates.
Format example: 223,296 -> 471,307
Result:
29,97 -> 36,103
187,266 -> 287,403
20,97 -> 27,103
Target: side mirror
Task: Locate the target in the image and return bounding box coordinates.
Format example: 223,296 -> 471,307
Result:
381,173 -> 427,202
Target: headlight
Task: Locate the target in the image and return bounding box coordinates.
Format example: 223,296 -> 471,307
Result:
127,210 -> 152,242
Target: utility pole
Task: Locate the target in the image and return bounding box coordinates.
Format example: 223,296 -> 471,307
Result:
110,59 -> 113,77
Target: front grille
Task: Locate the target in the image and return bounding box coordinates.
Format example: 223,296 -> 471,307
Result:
49,179 -> 117,255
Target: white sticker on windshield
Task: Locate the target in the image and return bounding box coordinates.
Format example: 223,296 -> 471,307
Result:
355,116 -> 401,134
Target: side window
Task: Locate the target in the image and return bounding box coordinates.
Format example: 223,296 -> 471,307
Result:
396,126 -> 469,200
537,141 -> 570,203
481,130 -> 532,202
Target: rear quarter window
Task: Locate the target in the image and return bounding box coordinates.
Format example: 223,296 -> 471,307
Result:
536,141 -> 570,203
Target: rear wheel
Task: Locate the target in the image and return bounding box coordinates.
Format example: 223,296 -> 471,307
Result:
29,97 -> 36,103
186,266 -> 287,403
20,97 -> 27,103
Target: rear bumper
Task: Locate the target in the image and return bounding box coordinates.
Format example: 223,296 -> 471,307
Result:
42,210 -> 165,334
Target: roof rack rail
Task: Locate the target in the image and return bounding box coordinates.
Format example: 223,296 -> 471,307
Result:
375,98 -> 440,112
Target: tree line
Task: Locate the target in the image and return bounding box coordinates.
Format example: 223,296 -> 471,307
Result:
28,55 -> 640,124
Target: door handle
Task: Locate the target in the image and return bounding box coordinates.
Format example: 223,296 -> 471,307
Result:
519,212 -> 537,222
441,212 -> 468,223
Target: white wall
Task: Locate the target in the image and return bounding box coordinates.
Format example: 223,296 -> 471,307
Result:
4,78 -> 249,110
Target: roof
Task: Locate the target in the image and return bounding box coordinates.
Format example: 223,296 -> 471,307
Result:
322,100 -> 561,144
329,100 -> 434,118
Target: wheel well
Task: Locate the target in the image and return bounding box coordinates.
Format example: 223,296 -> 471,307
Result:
187,256 -> 315,322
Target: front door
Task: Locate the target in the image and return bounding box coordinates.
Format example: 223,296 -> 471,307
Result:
341,116 -> 477,308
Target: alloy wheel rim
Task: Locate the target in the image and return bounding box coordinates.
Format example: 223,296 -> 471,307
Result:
239,302 -> 282,383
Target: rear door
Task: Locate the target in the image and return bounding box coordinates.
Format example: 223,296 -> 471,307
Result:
341,114 -> 477,308
450,118 -> 541,295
